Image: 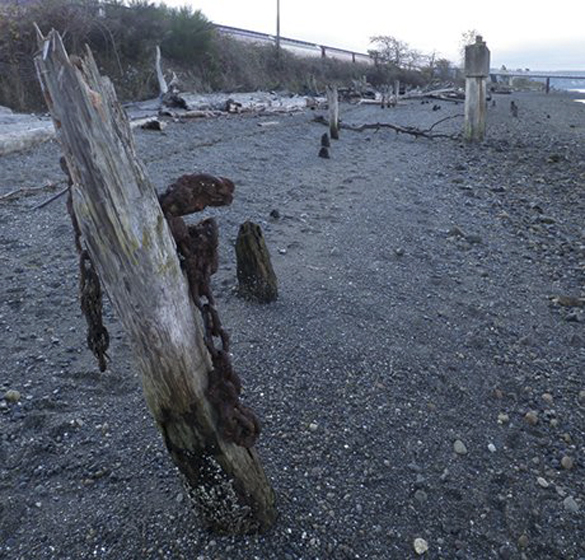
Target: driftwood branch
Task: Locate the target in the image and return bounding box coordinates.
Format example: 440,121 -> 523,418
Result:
312,114 -> 462,140
0,181 -> 66,202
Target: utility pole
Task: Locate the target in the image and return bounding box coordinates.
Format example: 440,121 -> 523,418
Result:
276,0 -> 281,59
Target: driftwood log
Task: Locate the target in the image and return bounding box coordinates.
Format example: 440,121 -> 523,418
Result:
34,29 -> 276,533
235,222 -> 278,303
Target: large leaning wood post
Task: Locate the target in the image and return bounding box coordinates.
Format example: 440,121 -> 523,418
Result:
327,85 -> 339,140
464,35 -> 490,142
34,29 -> 276,534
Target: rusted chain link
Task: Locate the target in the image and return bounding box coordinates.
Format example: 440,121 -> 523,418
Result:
62,157 -> 110,372
159,173 -> 261,448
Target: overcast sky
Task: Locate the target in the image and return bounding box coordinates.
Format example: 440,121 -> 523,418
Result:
158,0 -> 585,70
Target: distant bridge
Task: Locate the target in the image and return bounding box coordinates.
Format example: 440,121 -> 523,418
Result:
214,24 -> 373,66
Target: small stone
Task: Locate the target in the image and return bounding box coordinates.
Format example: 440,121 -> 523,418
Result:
565,312 -> 580,323
561,456 -> 574,470
524,411 -> 539,426
175,493 -> 184,504
493,388 -> 504,399
413,538 -> 429,555
278,248 -> 287,255
488,443 -> 496,453
414,489 -> 428,503
578,390 -> 585,405
563,496 -> 579,513
269,209 -> 280,220
542,393 -> 554,405
518,534 -> 529,549
497,412 -> 510,424
4,390 -> 21,403
447,226 -> 465,238
562,433 -> 572,444
499,544 -> 514,559
453,439 -> 468,455
308,422 -> 318,432
395,247 -> 405,257
536,477 -> 549,488
465,234 -> 482,244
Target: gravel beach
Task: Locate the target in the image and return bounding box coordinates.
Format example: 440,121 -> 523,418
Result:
1,90 -> 584,559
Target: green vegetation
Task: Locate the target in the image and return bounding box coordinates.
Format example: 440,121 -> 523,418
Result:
0,1 -> 440,112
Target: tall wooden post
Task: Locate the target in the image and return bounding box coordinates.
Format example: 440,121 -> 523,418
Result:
545,77 -> 551,94
34,29 -> 276,534
276,0 -> 281,60
464,35 -> 490,143
327,85 -> 339,140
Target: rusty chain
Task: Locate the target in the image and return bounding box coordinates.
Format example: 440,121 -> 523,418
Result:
62,157 -> 110,372
160,174 -> 261,448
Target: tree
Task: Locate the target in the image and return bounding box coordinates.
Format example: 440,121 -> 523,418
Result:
369,35 -> 411,67
459,28 -> 481,66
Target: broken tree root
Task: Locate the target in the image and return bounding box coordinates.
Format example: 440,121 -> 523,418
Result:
312,114 -> 463,140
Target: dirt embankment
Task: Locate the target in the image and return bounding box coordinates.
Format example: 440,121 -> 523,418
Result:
0,91 -> 584,559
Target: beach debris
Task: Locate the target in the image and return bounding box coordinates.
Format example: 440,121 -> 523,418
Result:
321,132 -> 330,148
549,295 -> 585,308
510,100 -> 518,117
318,146 -> 330,159
313,113 -> 462,140
141,118 -> 166,131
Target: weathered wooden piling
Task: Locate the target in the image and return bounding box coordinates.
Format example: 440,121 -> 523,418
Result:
34,29 -> 276,534
326,86 -> 340,140
464,36 -> 490,143
235,222 -> 278,303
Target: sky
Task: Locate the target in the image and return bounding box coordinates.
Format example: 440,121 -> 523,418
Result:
158,0 -> 585,71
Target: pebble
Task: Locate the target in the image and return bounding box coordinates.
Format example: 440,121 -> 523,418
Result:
518,534 -> 529,549
563,496 -> 579,513
536,477 -> 550,488
465,233 -> 483,244
542,393 -> 554,405
578,390 -> 585,405
413,538 -> 429,555
414,489 -> 428,503
4,389 -> 21,403
395,247 -> 405,256
488,443 -> 497,453
308,422 -> 318,432
524,411 -> 539,426
497,413 -> 510,424
560,456 -> 574,470
453,439 -> 468,455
